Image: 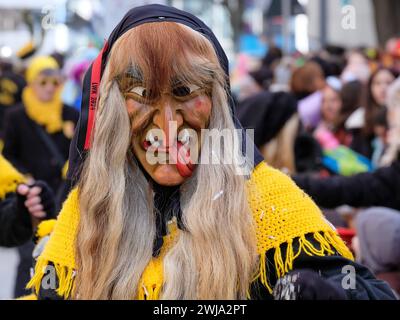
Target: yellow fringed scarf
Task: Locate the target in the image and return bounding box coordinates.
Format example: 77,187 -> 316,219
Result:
0,154 -> 26,200
27,162 -> 353,299
22,86 -> 63,134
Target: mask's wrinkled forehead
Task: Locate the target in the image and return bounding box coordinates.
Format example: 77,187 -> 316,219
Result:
102,4 -> 231,79
108,22 -> 224,99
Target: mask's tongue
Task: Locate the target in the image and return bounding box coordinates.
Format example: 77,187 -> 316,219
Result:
170,141 -> 195,178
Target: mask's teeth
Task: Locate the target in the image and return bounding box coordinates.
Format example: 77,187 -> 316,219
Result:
178,129 -> 190,145
146,131 -> 161,148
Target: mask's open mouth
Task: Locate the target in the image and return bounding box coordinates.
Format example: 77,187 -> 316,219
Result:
142,134 -> 195,178
171,141 -> 195,178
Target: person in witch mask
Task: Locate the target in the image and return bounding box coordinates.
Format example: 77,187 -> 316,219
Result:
25,5 -> 396,300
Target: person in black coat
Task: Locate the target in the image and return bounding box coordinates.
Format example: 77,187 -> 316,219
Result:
2,56 -> 79,195
293,158 -> 400,210
294,158 -> 400,295
1,56 -> 78,297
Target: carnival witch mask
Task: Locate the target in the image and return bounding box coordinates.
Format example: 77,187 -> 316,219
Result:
67,4 -> 263,186
112,22 -> 222,186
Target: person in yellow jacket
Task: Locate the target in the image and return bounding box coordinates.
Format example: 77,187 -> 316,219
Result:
26,5 -> 396,300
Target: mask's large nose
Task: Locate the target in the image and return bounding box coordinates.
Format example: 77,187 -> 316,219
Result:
152,98 -> 183,149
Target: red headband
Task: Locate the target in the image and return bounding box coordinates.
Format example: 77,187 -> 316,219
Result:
84,42 -> 108,150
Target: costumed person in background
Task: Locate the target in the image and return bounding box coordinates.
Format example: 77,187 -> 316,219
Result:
0,154 -> 55,247
2,56 -> 78,297
27,5 -> 395,300
3,56 -> 79,194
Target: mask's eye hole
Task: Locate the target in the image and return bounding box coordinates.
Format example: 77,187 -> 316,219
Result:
172,84 -> 200,97
130,86 -> 148,97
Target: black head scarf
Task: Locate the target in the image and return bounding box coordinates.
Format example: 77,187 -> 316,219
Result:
66,4 -> 263,256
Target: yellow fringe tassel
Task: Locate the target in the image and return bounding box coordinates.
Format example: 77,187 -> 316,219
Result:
26,257 -> 75,299
16,294 -> 38,300
35,220 -> 57,240
251,230 -> 354,295
27,229 -> 353,300
137,283 -> 163,300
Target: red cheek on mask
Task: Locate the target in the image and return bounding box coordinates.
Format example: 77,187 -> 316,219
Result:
126,99 -> 139,115
182,96 -> 212,130
194,96 -> 211,114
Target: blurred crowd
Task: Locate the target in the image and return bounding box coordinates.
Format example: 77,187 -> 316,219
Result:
1,34 -> 400,297
233,38 -> 400,295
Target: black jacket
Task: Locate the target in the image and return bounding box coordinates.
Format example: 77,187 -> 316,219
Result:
2,105 -> 79,193
0,181 -> 55,247
293,159 -> 400,210
0,194 -> 32,247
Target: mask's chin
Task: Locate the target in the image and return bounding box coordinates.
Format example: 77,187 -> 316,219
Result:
151,164 -> 187,186
133,141 -> 195,187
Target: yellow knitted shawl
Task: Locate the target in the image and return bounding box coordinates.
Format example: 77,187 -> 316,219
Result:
27,162 -> 353,299
22,86 -> 63,134
0,154 -> 26,200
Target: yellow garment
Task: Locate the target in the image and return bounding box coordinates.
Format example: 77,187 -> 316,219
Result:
137,221 -> 178,300
246,162 -> 352,293
36,219 -> 57,240
16,294 -> 38,300
27,162 -> 353,299
61,161 -> 69,180
0,77 -> 19,106
0,154 -> 26,200
26,56 -> 59,84
16,41 -> 36,60
22,86 -> 63,134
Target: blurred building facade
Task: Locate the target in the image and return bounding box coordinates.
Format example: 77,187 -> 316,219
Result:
0,0 -> 390,66
307,0 -> 378,50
